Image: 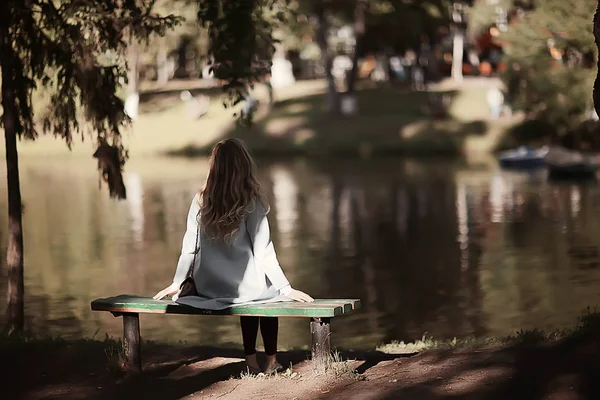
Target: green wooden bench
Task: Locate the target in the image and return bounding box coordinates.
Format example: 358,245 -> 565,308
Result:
91,295 -> 361,372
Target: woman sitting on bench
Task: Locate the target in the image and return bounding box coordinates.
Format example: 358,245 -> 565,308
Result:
153,138 -> 313,374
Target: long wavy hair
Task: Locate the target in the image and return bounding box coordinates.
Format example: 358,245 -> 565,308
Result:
199,138 -> 268,242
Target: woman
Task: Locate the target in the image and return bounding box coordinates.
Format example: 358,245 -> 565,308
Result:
153,138 -> 313,374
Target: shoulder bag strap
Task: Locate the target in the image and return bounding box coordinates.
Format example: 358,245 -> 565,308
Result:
186,224 -> 200,279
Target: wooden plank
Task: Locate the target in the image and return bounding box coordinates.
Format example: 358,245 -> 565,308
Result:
91,295 -> 361,318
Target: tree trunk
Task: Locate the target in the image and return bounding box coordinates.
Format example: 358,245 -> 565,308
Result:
156,45 -> 169,87
450,2 -> 465,82
125,39 -> 140,120
315,0 -> 338,113
343,0 -> 367,116
1,9 -> 25,333
593,0 -> 600,116
452,32 -> 464,82
346,0 -> 367,95
127,40 -> 140,96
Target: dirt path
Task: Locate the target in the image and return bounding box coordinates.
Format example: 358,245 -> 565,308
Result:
5,333 -> 600,400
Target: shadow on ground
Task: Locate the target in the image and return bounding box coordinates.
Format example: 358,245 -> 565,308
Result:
6,330 -> 600,400
3,342 -> 407,400
164,85 -> 491,158
324,333 -> 600,400
139,86 -> 224,114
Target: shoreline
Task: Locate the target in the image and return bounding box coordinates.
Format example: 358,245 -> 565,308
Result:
5,310 -> 600,399
1,79 -> 519,160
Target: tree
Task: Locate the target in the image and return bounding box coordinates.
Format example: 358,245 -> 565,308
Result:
2,0 -> 290,332
1,0 -> 178,333
148,0 -> 208,84
198,0 -> 288,121
594,0 -> 600,116
288,0 -> 453,114
345,0 -> 368,97
450,2 -> 468,82
124,0 -> 205,119
314,0 -> 340,112
495,0 -> 597,138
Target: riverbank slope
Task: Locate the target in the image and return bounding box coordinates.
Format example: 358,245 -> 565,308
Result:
1,78 -> 519,159
5,322 -> 600,400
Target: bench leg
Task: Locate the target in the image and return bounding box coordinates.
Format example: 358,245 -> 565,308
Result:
310,317 -> 331,366
123,313 -> 142,373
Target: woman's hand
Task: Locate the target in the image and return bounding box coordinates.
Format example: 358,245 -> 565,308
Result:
153,285 -> 179,300
286,289 -> 314,302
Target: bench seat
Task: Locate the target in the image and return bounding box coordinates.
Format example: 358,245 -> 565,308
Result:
91,295 -> 361,372
91,295 -> 360,317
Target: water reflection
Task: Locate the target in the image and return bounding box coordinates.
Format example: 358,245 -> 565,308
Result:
124,172 -> 145,247
2,157 -> 600,349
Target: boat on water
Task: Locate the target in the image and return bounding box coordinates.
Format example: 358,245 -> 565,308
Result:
545,147 -> 599,180
498,146 -> 548,168
547,163 -> 598,180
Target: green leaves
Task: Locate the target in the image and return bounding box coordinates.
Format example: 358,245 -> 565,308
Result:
2,0 -> 180,199
198,0 -> 290,121
502,0 -> 597,135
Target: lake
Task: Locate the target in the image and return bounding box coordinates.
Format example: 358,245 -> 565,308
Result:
1,155 -> 600,351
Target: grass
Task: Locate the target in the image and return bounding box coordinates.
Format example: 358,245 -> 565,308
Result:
168,80 -> 513,157
570,306 -> 600,338
2,78 -> 518,159
376,335 -> 503,354
4,306 -> 600,364
0,307 -> 598,390
376,306 -> 600,355
0,328 -> 110,349
103,338 -> 128,374
237,351 -> 360,382
0,330 -> 155,375
238,362 -> 300,381
6,307 -> 599,378
319,350 -> 362,380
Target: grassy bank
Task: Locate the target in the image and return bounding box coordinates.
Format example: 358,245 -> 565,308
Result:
2,78 -> 518,159
4,308 -> 600,399
170,83 -> 514,158
5,306 -> 599,357
377,306 -> 600,354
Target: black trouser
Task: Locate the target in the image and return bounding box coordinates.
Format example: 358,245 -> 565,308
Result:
240,316 -> 278,356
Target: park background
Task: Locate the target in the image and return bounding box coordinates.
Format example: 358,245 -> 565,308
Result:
4,1 -> 600,399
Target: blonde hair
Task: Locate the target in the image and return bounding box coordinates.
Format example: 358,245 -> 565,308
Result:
199,138 -> 268,242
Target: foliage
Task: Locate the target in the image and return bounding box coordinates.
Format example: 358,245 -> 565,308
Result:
239,363 -> 300,380
510,328 -> 548,345
362,0 -> 454,54
496,0 -> 598,137
283,0 -> 454,55
376,334 -> 502,354
571,306 -> 600,337
0,329 -> 118,350
467,0 -> 512,37
318,350 -> 361,379
146,0 -> 209,67
198,0 -> 290,123
377,307 -> 600,355
1,0 -> 179,197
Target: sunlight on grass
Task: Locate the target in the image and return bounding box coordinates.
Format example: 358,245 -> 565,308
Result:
238,363 -> 300,381
377,307 -> 600,355
376,335 -> 498,354
265,117 -> 306,136
1,78 -> 516,158
447,87 -> 491,121
284,103 -> 312,114
319,351 -> 362,379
